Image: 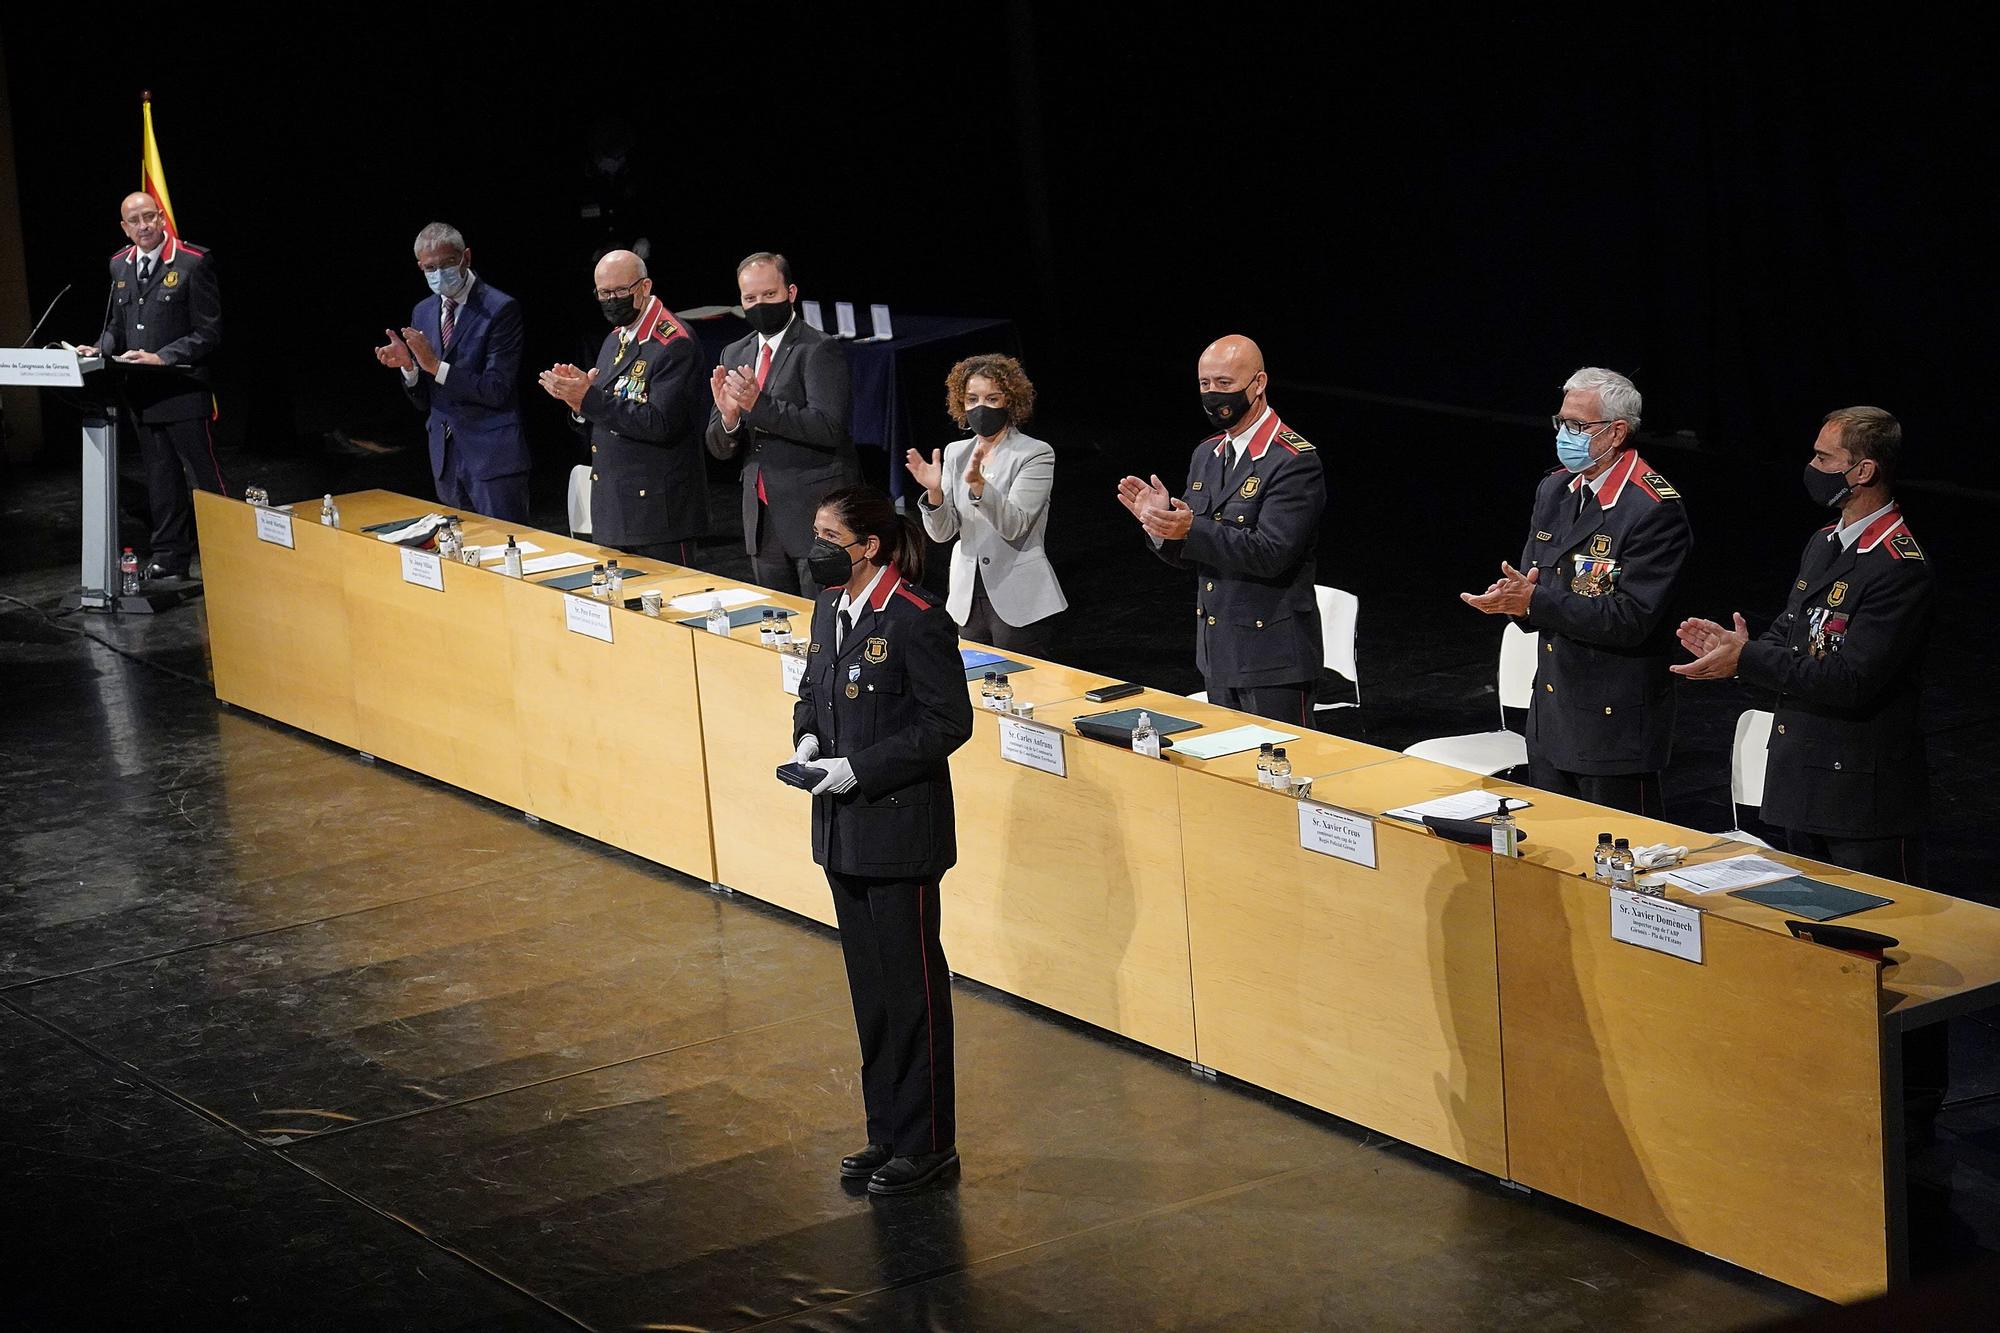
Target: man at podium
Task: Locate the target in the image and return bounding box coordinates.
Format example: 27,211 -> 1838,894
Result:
77,192 -> 225,582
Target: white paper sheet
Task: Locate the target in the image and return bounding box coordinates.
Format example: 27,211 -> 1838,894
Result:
1657,854 -> 1797,896
668,587 -> 768,613
1382,790 -> 1529,822
477,541 -> 543,562
1171,724 -> 1299,761
520,552 -> 594,575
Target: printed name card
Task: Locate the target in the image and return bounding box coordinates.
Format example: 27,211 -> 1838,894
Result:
564,594 -> 614,643
1609,889 -> 1703,964
800,300 -> 825,332
869,304 -> 894,340
998,716 -> 1067,778
400,547 -> 444,591
1297,800 -> 1378,869
782,653 -> 807,695
254,507 -> 294,549
835,301 -> 859,338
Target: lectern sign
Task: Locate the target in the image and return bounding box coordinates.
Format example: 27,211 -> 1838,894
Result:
0,349 -> 85,388
1609,889 -> 1704,964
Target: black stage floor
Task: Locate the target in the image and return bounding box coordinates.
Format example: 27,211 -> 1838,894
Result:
3,391 -> 1997,1328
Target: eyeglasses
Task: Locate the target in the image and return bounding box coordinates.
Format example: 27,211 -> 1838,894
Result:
418,255 -> 466,273
593,280 -> 647,300
1551,417 -> 1615,433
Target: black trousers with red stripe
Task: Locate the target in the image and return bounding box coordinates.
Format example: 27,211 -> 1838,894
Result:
1205,680 -> 1313,728
826,871 -> 955,1157
137,416 -> 226,574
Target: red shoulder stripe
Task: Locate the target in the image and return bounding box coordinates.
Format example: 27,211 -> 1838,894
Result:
114,245 -> 136,261
892,582 -> 933,610
175,241 -> 206,258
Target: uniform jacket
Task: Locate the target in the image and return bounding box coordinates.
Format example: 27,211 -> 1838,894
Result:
1738,505 -> 1933,838
1519,450 -> 1693,775
792,567 -> 975,880
401,275 -> 531,483
96,235 -> 220,423
1154,410 -> 1326,688
705,318 -> 857,554
580,296 -> 708,546
918,428 -> 1067,629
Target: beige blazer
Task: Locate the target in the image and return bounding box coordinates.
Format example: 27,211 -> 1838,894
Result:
918,429 -> 1067,627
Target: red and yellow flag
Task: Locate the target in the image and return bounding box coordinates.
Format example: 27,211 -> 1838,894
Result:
140,91 -> 179,239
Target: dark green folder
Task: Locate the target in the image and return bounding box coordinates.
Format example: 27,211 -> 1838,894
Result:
539,570 -> 602,591
1729,878 -> 1893,922
1075,707 -> 1201,736
964,659 -> 1034,681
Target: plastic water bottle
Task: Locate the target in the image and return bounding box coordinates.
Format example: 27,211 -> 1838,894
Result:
993,674 -> 1014,711
1591,833 -> 1615,884
1490,799 -> 1519,858
605,560 -> 624,601
590,563 -> 607,599
1611,838 -> 1636,889
319,494 -> 340,528
773,610 -> 794,646
502,535 -> 524,578
437,518 -> 462,561
759,609 -> 777,645
1131,711 -> 1161,759
1255,742 -> 1275,788
119,547 -> 140,595
705,596 -> 732,636
1269,747 -> 1293,792
981,672 -> 998,709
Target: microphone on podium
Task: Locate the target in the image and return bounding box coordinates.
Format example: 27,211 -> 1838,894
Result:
24,283 -> 73,347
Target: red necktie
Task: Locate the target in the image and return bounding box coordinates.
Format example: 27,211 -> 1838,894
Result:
754,342 -> 774,503
440,298 -> 456,352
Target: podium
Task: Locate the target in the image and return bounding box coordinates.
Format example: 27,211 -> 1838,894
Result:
0,347 -> 201,614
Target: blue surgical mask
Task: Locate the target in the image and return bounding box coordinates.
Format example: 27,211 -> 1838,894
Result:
425,265 -> 467,298
1555,423 -> 1600,473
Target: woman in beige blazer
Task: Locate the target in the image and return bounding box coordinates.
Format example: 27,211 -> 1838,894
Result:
905,354 -> 1067,657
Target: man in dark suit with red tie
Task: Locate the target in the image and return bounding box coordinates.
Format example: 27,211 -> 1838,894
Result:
705,251 -> 856,594
375,222 -> 531,523
78,191 -> 225,582
538,250 -> 707,563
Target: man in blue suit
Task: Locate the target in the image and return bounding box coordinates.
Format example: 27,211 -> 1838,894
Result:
375,222 -> 531,522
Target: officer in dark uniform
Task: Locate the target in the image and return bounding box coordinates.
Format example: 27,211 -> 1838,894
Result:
1463,368 -> 1692,815
537,250 -> 707,565
79,191 -> 225,581
1117,335 -> 1326,725
789,485 -> 974,1195
1674,404 -> 1941,1131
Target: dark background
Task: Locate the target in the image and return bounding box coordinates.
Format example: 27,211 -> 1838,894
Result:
2,5 -> 1993,471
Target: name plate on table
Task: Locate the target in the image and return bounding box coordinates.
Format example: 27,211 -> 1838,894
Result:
868,304 -> 894,340
782,653 -> 807,695
998,716 -> 1067,778
254,507 -> 294,549
1609,888 -> 1703,964
1297,800 -> 1378,869
563,594 -> 614,644
835,301 -> 859,338
400,547 -> 444,591
801,300 -> 825,331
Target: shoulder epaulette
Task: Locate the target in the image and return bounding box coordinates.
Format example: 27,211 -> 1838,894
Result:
892,582 -> 935,610
651,315 -> 688,344
1888,531 -> 1925,561
175,241 -> 207,258
113,245 -> 136,261
1275,428 -> 1315,453
1635,470 -> 1681,501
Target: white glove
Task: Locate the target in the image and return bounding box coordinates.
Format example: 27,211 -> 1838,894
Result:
793,735 -> 821,764
809,756 -> 857,796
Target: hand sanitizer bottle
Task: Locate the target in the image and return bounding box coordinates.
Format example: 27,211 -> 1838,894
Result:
502,535 -> 524,578
706,596 -> 732,636
1131,711 -> 1161,759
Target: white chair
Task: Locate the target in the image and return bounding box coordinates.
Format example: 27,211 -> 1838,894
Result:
567,464 -> 593,537
1187,584 -> 1359,712
1724,709 -> 1774,847
1401,623 -> 1538,775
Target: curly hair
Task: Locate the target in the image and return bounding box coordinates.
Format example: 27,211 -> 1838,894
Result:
944,353 -> 1036,430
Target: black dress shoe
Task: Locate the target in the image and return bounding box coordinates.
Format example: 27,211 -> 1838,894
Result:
840,1142 -> 893,1179
867,1150 -> 959,1195
142,562 -> 188,583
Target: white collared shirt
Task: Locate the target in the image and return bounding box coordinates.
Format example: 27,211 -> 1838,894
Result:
757,312 -> 795,361
1224,405 -> 1272,470
403,271 -> 477,386
1831,499 -> 1896,550
134,240 -> 166,275
833,566 -> 891,650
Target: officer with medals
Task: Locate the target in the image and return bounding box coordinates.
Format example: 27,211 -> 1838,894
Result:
789,485 -> 974,1195
1462,367 -> 1691,815
78,192 -> 226,583
537,250 -> 708,565
1673,405 -> 1941,1134
1116,335 -> 1327,726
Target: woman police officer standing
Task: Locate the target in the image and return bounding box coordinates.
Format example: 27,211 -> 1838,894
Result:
788,484 -> 975,1194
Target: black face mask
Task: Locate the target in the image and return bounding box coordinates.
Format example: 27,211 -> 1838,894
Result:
807,537 -> 861,588
744,299 -> 793,336
1200,377 -> 1260,430
1803,459 -> 1861,509
966,404 -> 1009,439
599,294 -> 639,326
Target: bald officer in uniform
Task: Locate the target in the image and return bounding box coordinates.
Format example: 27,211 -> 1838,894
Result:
1462,367 -> 1691,816
1116,335 -> 1326,726
78,192 -> 225,582
538,250 -> 707,564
